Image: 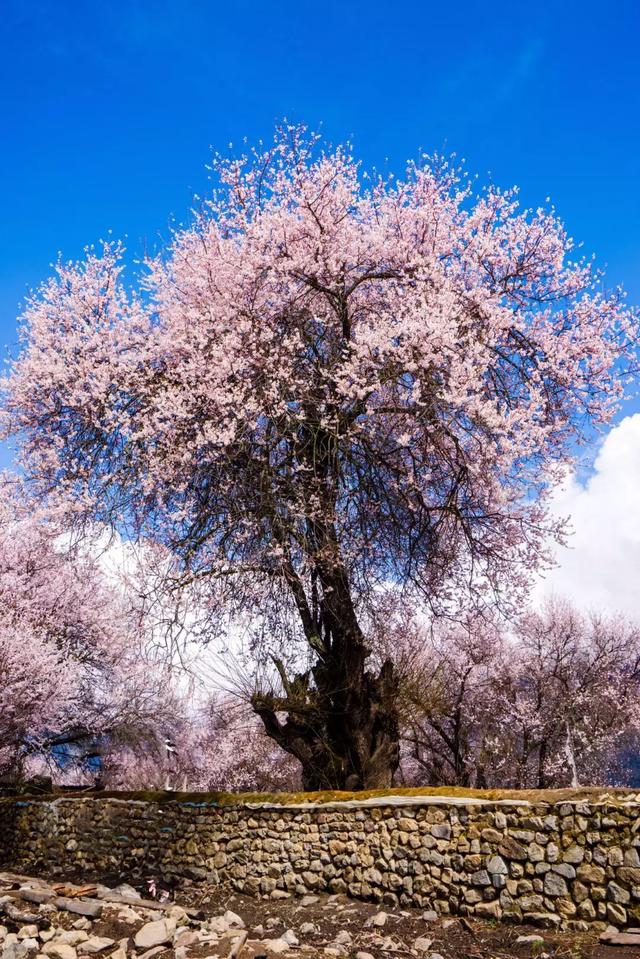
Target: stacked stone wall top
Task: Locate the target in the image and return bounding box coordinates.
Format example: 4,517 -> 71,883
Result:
1,794 -> 639,932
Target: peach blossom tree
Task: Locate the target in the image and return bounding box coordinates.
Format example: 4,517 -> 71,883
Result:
3,126 -> 637,788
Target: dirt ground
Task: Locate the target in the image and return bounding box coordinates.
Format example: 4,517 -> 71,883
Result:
17,873 -> 639,959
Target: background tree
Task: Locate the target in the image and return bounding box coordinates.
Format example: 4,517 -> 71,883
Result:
3,126 -> 637,788
99,695 -> 300,793
396,599 -> 640,789
0,501 -> 176,782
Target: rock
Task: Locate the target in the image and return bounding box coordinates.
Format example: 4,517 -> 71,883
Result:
299,923 -> 316,936
223,911 -> 245,929
526,913 -> 562,929
607,902 -> 627,925
607,881 -> 630,904
413,937 -> 433,952
421,911 -> 438,923
486,856 -> 508,876
111,884 -> 140,900
133,919 -> 175,950
261,938 -> 291,954
115,907 -> 140,924
106,949 -> 126,959
474,901 -> 501,919
208,917 -> 230,934
498,836 -> 527,860
77,939 -> 115,955
56,934 -> 88,947
543,872 -> 568,897
42,946 -> 77,959
599,931 -> 640,946
281,930 -> 298,946
300,896 -> 319,907
333,931 -> 351,946
370,911 -> 387,928
515,935 -> 544,945
166,906 -> 188,923
270,891 -> 290,900
17,928 -> 39,941
355,953 -> 374,959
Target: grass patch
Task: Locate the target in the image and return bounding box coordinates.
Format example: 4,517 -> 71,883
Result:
1,784 -> 639,806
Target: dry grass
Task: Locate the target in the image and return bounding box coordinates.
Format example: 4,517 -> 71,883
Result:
3,783 -> 639,806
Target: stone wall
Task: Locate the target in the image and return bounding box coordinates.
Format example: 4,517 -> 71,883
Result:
1,794 -> 640,931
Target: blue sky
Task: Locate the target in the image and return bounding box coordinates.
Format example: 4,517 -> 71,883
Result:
1,0 -> 639,371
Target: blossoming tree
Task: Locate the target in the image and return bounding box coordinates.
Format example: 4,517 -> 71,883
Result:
395,599 -> 640,789
3,127 -> 636,788
0,501 -> 176,781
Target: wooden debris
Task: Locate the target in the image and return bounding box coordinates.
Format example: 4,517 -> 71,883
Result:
96,890 -> 204,920
51,883 -> 98,898
0,899 -> 44,924
228,930 -> 248,959
52,896 -> 104,918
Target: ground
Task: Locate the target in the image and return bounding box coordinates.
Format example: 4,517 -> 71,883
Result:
0,872 -> 638,959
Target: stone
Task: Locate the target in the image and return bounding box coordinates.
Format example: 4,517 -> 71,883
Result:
111,884 -> 140,900
474,901 -> 501,919
77,939 -> 114,955
42,946 -> 77,959
355,954 -> 375,959
515,935 -> 544,945
599,931 -> 640,946
608,882 -> 631,904
607,902 -> 627,925
413,937 -> 433,952
370,912 -> 387,928
562,845 -> 584,864
56,934 -> 87,947
421,911 -> 438,922
281,930 -> 299,946
262,939 -> 291,954
526,913 -> 562,929
299,923 -> 316,935
543,872 -> 568,897
224,911 -> 245,928
133,920 -> 175,950
486,856 -> 508,876
498,836 -> 527,860
431,824 -> 451,840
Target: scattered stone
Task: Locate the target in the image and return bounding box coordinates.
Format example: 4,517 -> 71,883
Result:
421,911 -> 438,923
42,945 -> 77,959
224,911 -> 245,928
333,931 -> 351,945
111,885 -> 140,900
77,939 -> 114,955
261,937 -> 291,954
413,936 -> 433,952
133,919 -> 175,950
370,911 -> 387,928
515,934 -> 544,945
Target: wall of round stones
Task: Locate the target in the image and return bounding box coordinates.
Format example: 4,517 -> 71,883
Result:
1,798 -> 639,932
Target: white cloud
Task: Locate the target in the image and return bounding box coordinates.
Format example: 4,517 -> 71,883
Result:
534,414 -> 640,618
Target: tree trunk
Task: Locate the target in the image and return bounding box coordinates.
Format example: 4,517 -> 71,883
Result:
252,648 -> 401,790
